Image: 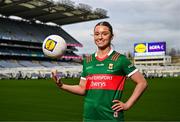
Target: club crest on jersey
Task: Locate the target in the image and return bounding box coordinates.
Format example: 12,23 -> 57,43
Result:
108,63 -> 114,70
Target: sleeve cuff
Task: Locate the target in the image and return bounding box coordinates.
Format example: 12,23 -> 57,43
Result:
127,69 -> 138,77
80,77 -> 86,80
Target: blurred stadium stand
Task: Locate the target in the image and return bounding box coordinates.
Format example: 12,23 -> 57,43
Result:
0,0 -> 108,79
136,65 -> 180,78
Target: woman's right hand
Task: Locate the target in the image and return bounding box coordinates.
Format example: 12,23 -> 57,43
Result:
51,69 -> 63,88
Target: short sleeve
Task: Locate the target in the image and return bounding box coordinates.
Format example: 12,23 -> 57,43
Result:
122,55 -> 138,77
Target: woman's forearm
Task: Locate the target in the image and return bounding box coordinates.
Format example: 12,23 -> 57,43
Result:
126,80 -> 148,109
59,84 -> 86,96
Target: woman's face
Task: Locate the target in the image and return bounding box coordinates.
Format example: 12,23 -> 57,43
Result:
94,25 -> 113,50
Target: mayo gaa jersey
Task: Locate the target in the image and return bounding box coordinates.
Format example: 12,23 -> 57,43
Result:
81,49 -> 138,122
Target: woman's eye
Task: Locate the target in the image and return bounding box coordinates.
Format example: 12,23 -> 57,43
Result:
94,33 -> 99,36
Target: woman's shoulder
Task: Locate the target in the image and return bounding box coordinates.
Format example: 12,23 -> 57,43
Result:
113,51 -> 127,57
113,51 -> 129,61
82,53 -> 95,63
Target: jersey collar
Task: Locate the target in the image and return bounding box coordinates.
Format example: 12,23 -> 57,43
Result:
95,48 -> 114,61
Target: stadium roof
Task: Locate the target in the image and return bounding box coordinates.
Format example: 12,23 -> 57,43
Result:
0,0 -> 108,25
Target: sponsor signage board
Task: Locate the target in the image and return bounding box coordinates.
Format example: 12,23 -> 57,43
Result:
134,42 -> 166,56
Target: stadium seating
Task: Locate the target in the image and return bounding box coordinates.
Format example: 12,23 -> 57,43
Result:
0,17 -> 82,71
18,60 -> 43,67
40,61 -> 60,67
0,17 -> 82,45
0,60 -> 22,68
136,65 -> 180,78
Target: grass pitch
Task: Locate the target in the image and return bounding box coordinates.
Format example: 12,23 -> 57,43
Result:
0,77 -> 180,121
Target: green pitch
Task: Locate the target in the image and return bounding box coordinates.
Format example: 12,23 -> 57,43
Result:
0,77 -> 180,121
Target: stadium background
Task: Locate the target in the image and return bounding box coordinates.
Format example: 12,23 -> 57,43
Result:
0,0 -> 180,121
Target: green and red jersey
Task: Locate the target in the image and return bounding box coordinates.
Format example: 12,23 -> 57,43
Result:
81,49 -> 138,122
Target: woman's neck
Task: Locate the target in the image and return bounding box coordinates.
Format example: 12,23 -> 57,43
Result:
97,47 -> 111,58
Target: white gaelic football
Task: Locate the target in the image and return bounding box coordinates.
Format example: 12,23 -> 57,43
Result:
42,35 -> 67,58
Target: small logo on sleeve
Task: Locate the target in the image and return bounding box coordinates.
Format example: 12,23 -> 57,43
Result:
128,64 -> 134,68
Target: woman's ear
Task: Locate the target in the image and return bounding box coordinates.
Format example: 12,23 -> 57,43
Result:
111,35 -> 114,40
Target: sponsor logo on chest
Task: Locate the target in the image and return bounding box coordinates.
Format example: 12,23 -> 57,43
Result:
87,75 -> 112,88
90,81 -> 106,88
86,74 -> 125,90
96,63 -> 104,66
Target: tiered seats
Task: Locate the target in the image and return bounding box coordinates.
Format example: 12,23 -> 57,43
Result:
0,17 -> 81,46
0,60 -> 23,68
136,65 -> 180,78
40,61 -> 59,67
18,60 -> 43,67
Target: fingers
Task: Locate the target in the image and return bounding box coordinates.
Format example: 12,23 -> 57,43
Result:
112,100 -> 119,103
51,72 -> 57,81
51,69 -> 57,76
51,69 -> 63,88
112,100 -> 125,112
51,69 -> 58,82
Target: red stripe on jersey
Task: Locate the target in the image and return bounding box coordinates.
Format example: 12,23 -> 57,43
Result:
86,74 -> 126,90
96,55 -> 108,61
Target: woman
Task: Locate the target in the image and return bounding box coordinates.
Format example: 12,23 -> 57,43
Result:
52,21 -> 148,122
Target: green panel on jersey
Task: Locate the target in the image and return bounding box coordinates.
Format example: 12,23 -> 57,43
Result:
83,89 -> 124,121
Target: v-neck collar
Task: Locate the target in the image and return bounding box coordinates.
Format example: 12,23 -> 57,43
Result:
95,49 -> 114,61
